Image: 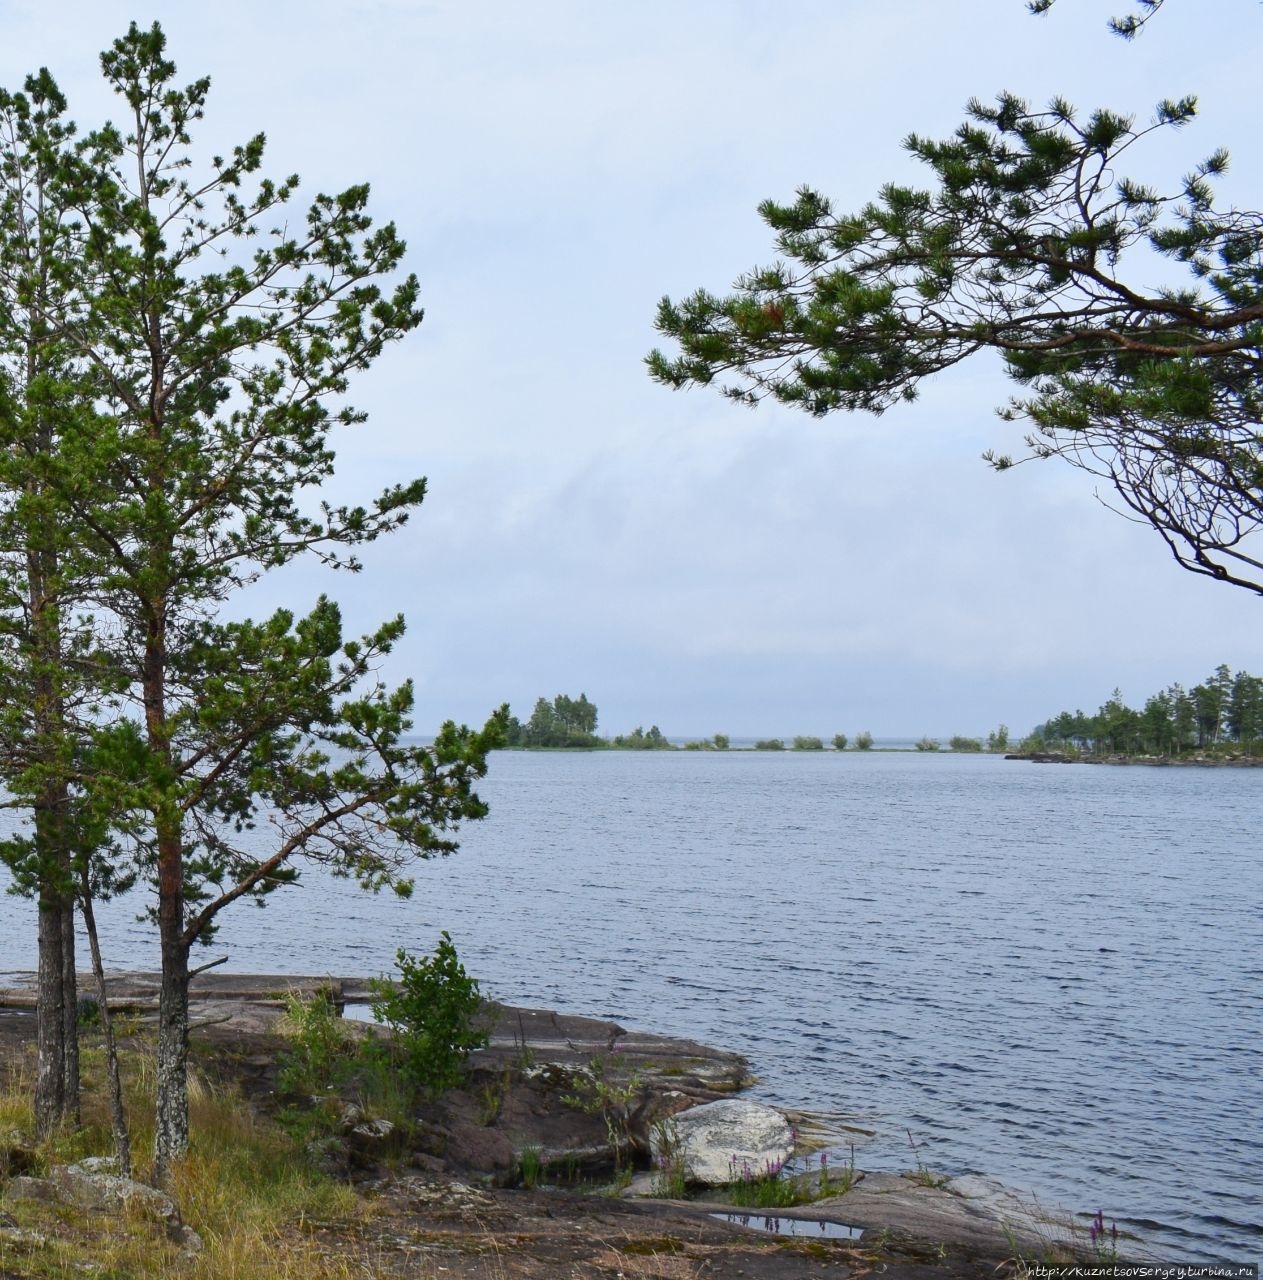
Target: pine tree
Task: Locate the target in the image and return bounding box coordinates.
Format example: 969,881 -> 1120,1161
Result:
0,67 -> 108,1138
649,4 -> 1263,594
0,24 -> 504,1180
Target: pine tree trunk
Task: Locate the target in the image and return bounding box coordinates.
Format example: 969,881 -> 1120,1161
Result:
27,498 -> 79,1132
34,884 -> 65,1138
34,840 -> 81,1135
60,897 -> 79,1125
153,919 -> 189,1185
152,794 -> 189,1185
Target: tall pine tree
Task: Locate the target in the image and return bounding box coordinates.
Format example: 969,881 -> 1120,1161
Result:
1,24 -> 504,1180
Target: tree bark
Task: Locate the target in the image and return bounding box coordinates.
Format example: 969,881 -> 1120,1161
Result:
34,880 -> 65,1138
153,897 -> 189,1185
60,896 -> 79,1125
148,582 -> 188,1184
33,785 -> 78,1135
33,828 -> 82,1136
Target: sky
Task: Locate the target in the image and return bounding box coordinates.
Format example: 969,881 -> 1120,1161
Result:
1,0 -> 1259,739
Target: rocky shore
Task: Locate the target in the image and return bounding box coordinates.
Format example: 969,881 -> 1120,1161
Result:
1007,750 -> 1263,766
0,972 -> 1126,1277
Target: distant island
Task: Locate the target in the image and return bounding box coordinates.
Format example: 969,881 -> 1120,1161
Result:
503,668 -> 1263,762
1025,663 -> 1262,760
502,696 -> 697,750
503,694 -> 602,748
502,695 -> 994,754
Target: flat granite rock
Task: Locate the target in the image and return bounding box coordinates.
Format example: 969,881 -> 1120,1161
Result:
0,980 -> 752,1099
802,1171 -> 1092,1256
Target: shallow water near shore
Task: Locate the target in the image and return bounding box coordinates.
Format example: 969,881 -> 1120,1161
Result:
1,750 -> 1259,1262
710,1212 -> 863,1240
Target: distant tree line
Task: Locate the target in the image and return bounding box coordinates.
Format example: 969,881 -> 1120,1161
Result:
504,694 -> 600,748
504,695 -> 1025,756
503,696 -> 687,751
611,725 -> 674,750
751,732 -> 874,751
1029,665 -> 1263,756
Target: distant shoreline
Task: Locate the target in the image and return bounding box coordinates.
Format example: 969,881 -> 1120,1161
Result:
1007,751 -> 1263,767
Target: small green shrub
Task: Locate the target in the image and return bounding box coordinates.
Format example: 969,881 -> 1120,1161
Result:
854,731 -> 874,750
518,1145 -> 544,1188
560,1055 -> 643,1170
832,733 -> 848,751
368,933 -> 488,1099
277,988 -> 354,1095
792,736 -> 824,751
914,736 -> 940,752
753,738 -> 785,751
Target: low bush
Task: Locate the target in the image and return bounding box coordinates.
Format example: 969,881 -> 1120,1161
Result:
368,933 -> 488,1099
277,987 -> 356,1096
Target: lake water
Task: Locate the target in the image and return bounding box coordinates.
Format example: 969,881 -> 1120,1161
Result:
0,750 -> 1259,1262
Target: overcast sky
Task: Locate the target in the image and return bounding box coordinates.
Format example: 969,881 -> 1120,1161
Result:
2,1 -> 1258,738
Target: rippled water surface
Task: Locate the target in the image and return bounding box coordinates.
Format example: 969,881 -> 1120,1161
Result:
1,750 -> 1259,1261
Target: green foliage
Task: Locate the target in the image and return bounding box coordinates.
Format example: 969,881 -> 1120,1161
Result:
986,724 -> 1011,753
277,989 -> 355,1096
0,52 -> 136,1138
948,736 -> 983,752
683,733 -> 730,751
753,738 -> 785,751
648,35 -> 1263,596
832,733 -> 848,751
651,1118 -> 689,1198
1031,663 -> 1263,757
560,1055 -> 643,1170
713,733 -> 730,750
368,934 -> 488,1100
854,731 -> 874,751
914,737 -> 940,752
728,1154 -> 800,1208
0,25 -> 513,1173
518,1145 -> 544,1188
792,736 -> 824,751
611,724 -> 675,750
0,22 -> 507,1171
1029,0 -> 1166,42
505,693 -> 600,748
815,1146 -> 859,1197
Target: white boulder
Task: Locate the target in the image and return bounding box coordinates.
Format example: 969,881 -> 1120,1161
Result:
653,1098 -> 793,1187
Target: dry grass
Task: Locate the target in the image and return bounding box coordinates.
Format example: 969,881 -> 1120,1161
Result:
0,1035 -> 380,1279
594,1242 -> 704,1279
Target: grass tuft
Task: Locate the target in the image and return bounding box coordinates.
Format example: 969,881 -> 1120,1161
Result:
0,1036 -> 375,1279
